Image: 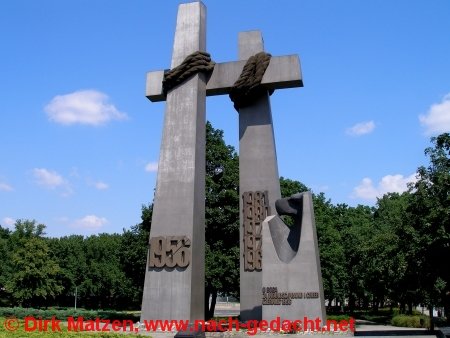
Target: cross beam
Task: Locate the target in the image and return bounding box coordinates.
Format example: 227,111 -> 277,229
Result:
146,55 -> 303,102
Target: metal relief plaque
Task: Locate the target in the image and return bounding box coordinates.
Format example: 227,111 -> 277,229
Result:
149,236 -> 191,268
243,191 -> 270,271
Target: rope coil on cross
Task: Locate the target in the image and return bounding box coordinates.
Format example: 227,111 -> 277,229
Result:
162,50 -> 273,110
162,51 -> 215,95
229,51 -> 273,110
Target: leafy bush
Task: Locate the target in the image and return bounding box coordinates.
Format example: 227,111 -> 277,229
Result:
352,307 -> 396,324
391,314 -> 429,328
327,315 -> 352,321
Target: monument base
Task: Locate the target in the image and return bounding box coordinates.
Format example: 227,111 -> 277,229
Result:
262,192 -> 326,324
174,324 -> 206,338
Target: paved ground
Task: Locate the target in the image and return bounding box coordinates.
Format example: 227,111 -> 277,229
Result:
214,302 -> 240,317
138,324 -> 440,338
436,325 -> 450,337
137,304 -> 445,338
355,321 -> 434,338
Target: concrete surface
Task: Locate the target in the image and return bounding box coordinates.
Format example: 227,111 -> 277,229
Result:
146,55 -> 302,102
141,1 -> 206,322
238,31 -> 283,322
262,192 -> 326,323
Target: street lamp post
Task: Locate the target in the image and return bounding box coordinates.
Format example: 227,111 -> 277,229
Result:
74,286 -> 77,310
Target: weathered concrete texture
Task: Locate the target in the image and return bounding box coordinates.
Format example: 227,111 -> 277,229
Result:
141,1 -> 206,322
238,31 -> 282,322
146,55 -> 302,102
262,192 -> 326,323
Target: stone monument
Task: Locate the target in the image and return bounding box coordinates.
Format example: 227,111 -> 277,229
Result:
235,32 -> 326,321
142,1 -> 324,323
262,192 -> 326,324
141,2 -> 207,322
235,31 -> 305,322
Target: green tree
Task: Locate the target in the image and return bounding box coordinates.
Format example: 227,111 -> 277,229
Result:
6,220 -> 63,307
333,204 -> 375,312
48,235 -> 87,308
280,177 -> 308,197
313,194 -> 347,310
10,218 -> 45,238
408,133 -> 450,326
373,192 -> 417,313
204,121 -> 240,319
120,203 -> 153,307
0,225 -> 11,305
81,233 -> 130,309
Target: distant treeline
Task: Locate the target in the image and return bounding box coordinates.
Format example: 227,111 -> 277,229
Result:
0,127 -> 448,320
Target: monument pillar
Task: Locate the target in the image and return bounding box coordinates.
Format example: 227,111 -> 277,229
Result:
141,2 -> 206,322
238,31 -> 282,322
237,31 -> 325,324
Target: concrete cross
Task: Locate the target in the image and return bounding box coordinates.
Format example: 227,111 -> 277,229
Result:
142,1 -> 302,322
141,2 -> 206,322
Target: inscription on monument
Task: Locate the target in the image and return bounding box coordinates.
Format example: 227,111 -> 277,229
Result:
243,191 -> 270,271
149,236 -> 191,268
262,287 -> 319,305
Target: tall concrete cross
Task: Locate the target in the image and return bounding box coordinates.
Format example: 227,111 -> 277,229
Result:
143,1 -> 302,322
236,31 -> 300,322
141,1 -> 207,322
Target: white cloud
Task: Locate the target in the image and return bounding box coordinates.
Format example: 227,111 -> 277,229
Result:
86,178 -> 109,190
352,173 -> 417,201
72,215 -> 108,231
145,161 -> 158,173
94,181 -> 109,190
346,121 -> 375,136
45,89 -> 128,126
419,93 -> 450,135
2,217 -> 15,227
33,168 -> 65,188
0,182 -> 13,192
32,168 -> 72,196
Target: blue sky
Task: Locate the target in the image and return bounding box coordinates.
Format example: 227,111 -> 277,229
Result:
1,1 -> 449,237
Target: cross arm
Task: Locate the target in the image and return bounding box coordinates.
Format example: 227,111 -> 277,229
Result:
146,55 -> 303,102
